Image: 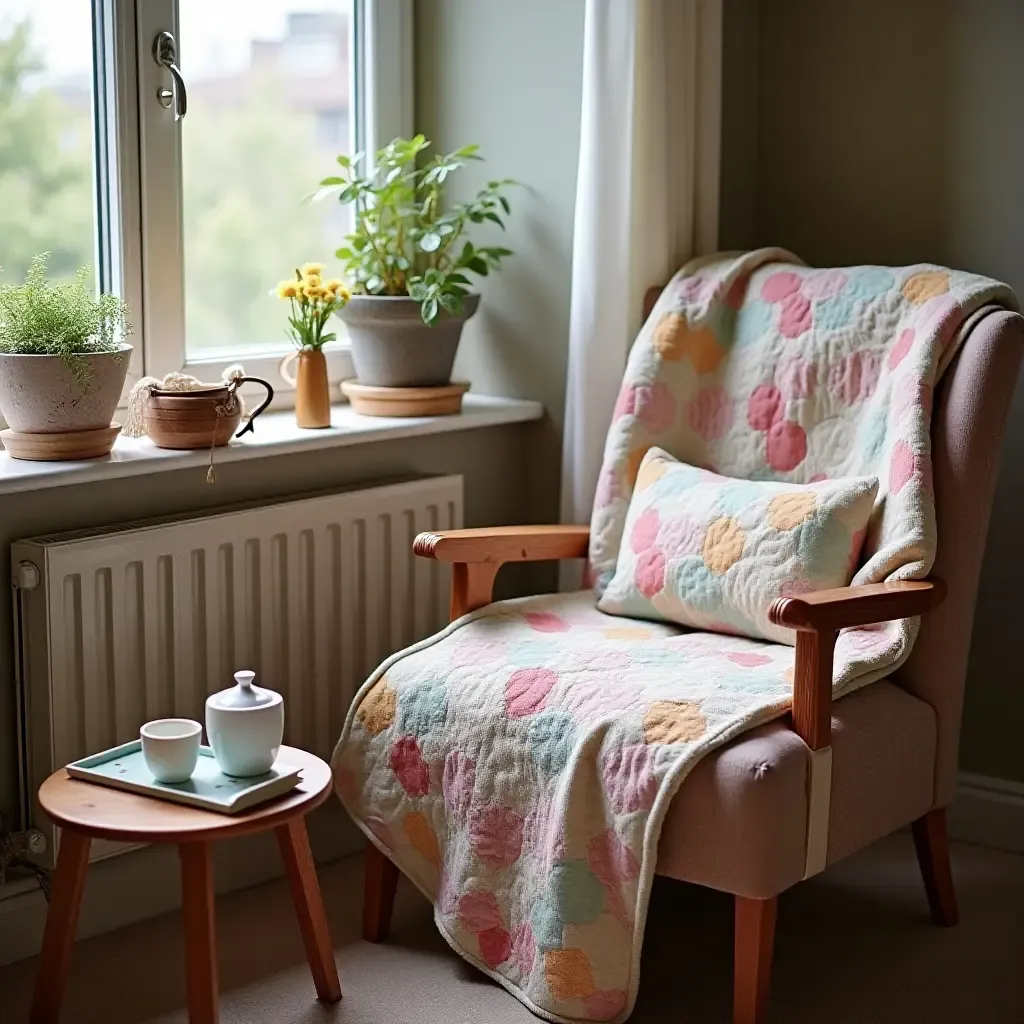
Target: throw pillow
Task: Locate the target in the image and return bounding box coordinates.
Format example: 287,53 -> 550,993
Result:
597,447 -> 878,644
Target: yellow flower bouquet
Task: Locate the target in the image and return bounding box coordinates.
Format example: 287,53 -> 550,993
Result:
276,263 -> 351,351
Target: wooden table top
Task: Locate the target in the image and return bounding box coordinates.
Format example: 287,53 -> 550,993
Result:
38,746 -> 334,844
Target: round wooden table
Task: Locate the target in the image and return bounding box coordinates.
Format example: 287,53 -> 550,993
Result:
30,746 -> 341,1024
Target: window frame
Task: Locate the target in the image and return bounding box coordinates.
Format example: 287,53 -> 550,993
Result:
109,0 -> 412,402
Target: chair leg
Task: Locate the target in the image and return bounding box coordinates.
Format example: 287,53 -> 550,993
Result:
733,895 -> 777,1024
911,807 -> 959,926
362,842 -> 399,942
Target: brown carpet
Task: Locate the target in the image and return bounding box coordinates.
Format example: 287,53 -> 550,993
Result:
2,833 -> 1022,1023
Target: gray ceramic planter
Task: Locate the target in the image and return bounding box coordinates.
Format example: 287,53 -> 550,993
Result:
0,344 -> 132,432
338,293 -> 480,387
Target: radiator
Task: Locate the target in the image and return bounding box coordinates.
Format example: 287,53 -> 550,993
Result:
12,476 -> 461,864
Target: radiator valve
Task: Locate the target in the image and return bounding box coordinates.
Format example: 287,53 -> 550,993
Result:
13,561 -> 40,591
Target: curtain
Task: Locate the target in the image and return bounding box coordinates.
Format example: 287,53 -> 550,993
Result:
559,0 -> 723,537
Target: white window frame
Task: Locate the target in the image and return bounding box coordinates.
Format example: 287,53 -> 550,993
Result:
102,0 -> 412,403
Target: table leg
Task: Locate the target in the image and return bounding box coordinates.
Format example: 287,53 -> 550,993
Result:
29,828 -> 91,1024
179,842 -> 219,1024
275,817 -> 342,1002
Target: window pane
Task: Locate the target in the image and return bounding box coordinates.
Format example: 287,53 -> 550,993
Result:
180,1 -> 354,357
0,1 -> 99,288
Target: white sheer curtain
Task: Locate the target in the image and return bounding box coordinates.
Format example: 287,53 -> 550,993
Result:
560,0 -> 723,537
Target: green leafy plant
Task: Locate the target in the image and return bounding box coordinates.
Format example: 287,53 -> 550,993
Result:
314,135 -> 515,325
0,253 -> 130,389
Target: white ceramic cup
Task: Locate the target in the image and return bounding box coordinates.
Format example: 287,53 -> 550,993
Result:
140,719 -> 202,784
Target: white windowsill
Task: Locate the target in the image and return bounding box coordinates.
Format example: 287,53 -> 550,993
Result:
0,394 -> 543,496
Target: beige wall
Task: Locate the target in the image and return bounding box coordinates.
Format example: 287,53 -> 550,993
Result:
723,0 -> 1024,781
415,0 -> 586,524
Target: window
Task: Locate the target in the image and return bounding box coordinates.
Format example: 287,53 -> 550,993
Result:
0,0 -> 412,398
0,3 -> 104,304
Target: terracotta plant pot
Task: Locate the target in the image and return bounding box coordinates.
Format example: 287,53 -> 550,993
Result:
336,293 -> 480,387
0,344 -> 132,432
280,349 -> 331,429
143,377 -> 274,450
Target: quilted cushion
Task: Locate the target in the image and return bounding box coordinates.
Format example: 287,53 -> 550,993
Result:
597,447 -> 878,644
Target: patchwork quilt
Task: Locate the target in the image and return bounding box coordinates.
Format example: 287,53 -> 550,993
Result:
333,250 -> 1016,1023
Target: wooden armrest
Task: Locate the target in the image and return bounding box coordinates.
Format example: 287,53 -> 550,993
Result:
413,525 -> 590,565
771,578 -> 945,752
769,579 -> 946,632
414,525 -> 590,620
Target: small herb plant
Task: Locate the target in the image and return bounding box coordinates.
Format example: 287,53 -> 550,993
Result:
315,135 -> 515,325
0,253 -> 130,389
276,262 -> 351,350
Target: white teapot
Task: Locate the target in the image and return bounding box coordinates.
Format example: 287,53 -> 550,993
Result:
205,670 -> 284,777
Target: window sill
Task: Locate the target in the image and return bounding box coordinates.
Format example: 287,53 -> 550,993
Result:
0,394 -> 543,496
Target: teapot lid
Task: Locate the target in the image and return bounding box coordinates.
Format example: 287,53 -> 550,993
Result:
210,670 -> 277,709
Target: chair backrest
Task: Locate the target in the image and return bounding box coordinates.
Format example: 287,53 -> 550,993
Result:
899,308 -> 1023,805
639,285 -> 1024,806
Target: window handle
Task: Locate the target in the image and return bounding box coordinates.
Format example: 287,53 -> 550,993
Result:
153,30 -> 187,121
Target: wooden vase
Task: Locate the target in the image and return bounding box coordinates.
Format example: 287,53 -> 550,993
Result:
293,350 -> 331,429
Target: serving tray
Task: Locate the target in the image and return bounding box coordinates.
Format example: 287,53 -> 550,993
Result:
65,740 -> 301,815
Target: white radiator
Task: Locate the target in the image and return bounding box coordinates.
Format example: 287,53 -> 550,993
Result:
12,476 -> 461,864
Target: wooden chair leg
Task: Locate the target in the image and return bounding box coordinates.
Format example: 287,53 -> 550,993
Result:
912,807 -> 959,926
275,818 -> 342,1002
29,828 -> 91,1024
362,842 -> 399,942
733,895 -> 777,1024
179,841 -> 219,1024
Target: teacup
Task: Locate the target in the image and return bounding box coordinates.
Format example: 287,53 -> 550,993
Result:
141,718 -> 201,784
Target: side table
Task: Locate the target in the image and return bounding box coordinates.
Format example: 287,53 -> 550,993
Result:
30,745 -> 341,1024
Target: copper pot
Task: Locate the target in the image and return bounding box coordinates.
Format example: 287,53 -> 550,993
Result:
143,377 -> 274,450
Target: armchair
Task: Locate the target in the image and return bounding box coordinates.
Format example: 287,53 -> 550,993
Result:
360,295 -> 1024,1023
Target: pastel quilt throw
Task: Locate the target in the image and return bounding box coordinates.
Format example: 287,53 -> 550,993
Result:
333,250 -> 1016,1024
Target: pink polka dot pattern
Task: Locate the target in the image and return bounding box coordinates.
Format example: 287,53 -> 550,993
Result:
630,508 -> 661,553
505,668 -> 558,718
889,440 -> 917,494
802,269 -> 847,299
778,291 -> 812,338
458,890 -> 503,934
761,271 -> 802,302
526,611 -> 571,633
726,652 -> 772,667
827,350 -> 880,405
635,382 -> 676,434
766,420 -> 807,472
612,384 -> 636,420
747,384 -> 783,431
888,328 -> 915,369
687,387 -> 734,440
634,548 -> 666,598
479,926 -> 512,967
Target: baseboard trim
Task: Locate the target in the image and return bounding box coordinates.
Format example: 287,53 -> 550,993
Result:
949,771 -> 1024,855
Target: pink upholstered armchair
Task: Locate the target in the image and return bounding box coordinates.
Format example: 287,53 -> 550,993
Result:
360,293 -> 1024,1024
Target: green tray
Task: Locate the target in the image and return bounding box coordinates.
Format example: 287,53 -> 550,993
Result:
66,740 -> 301,815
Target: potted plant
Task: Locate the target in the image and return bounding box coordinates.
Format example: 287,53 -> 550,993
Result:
276,263 -> 350,428
0,253 -> 131,451
316,135 -> 515,390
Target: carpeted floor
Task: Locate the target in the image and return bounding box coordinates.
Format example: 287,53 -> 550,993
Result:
2,833 -> 1022,1023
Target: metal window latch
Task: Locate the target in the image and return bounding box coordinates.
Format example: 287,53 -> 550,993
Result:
153,30 -> 188,120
